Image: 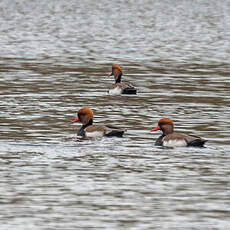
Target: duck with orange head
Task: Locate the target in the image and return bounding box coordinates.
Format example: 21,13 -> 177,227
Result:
108,64 -> 137,95
72,107 -> 125,138
151,118 -> 207,147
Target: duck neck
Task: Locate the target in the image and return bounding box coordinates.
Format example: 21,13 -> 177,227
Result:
115,74 -> 122,83
162,125 -> 174,135
78,119 -> 93,136
163,130 -> 173,135
84,119 -> 93,128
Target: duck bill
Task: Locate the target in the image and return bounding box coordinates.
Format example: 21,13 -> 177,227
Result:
71,117 -> 79,123
150,126 -> 160,132
108,72 -> 113,77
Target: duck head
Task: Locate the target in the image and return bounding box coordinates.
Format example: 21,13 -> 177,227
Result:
72,107 -> 94,125
151,118 -> 174,135
108,64 -> 123,83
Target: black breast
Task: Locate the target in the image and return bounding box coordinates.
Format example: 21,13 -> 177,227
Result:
77,126 -> 86,137
155,135 -> 165,146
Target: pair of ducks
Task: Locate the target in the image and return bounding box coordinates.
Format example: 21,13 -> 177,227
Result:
72,107 -> 207,148
71,64 -> 207,147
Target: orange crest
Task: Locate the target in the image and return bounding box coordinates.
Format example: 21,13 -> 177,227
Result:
158,118 -> 174,127
112,64 -> 122,73
77,107 -> 94,120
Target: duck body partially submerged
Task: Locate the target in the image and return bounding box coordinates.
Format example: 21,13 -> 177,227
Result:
108,64 -> 137,95
151,118 -> 207,148
72,107 -> 124,138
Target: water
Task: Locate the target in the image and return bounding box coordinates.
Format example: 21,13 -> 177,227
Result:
0,0 -> 230,229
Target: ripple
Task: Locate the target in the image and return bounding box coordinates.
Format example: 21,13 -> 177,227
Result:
0,0 -> 230,229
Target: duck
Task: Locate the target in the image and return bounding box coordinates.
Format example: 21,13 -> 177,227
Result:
71,107 -> 125,138
108,64 -> 137,95
150,118 -> 207,147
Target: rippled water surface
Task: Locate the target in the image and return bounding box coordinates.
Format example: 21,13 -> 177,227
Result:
0,0 -> 230,229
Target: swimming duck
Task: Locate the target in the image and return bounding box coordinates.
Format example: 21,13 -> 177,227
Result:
108,64 -> 137,95
151,118 -> 207,147
71,107 -> 124,138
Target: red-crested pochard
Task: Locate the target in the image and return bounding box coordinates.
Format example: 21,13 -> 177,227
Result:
71,107 -> 124,138
108,64 -> 137,95
151,118 -> 207,147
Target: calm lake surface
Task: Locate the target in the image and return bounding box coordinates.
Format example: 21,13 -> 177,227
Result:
0,0 -> 230,229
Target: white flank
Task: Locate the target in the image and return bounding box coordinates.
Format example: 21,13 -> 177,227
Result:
85,131 -> 104,138
109,86 -> 122,95
163,139 -> 187,147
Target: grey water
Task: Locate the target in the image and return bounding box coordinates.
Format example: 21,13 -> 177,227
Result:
0,0 -> 230,229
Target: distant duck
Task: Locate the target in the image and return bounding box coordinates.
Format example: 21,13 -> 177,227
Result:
71,107 -> 125,138
108,64 -> 137,95
151,118 -> 207,147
